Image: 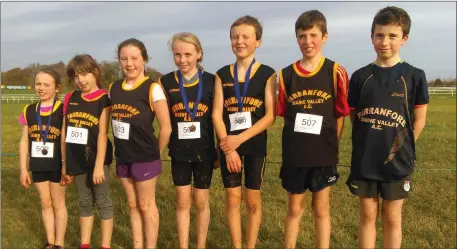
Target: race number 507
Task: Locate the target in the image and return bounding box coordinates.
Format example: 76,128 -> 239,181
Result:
302,118 -> 316,127
294,113 -> 323,135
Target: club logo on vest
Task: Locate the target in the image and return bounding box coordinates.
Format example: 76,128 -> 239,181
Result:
391,92 -> 405,97
403,180 -> 411,192
328,176 -> 337,183
169,88 -> 180,93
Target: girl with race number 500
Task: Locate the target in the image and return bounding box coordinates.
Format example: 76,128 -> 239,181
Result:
19,66 -> 68,249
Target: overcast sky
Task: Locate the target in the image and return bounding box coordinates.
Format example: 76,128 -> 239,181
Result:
1,2 -> 456,80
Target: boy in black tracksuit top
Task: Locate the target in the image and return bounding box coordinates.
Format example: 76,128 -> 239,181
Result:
346,6 -> 429,249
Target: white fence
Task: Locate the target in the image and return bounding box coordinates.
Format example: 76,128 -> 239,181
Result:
1,94 -> 65,104
428,87 -> 456,96
1,87 -> 455,104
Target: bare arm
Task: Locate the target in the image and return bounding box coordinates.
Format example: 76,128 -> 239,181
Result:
212,76 -> 228,140
336,116 -> 345,142
19,125 -> 29,172
413,105 -> 427,142
154,99 -> 172,155
95,107 -> 110,168
61,118 -> 67,174
19,125 -> 32,188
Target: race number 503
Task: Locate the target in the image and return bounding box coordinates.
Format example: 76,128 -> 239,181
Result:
65,126 -> 88,144
294,113 -> 323,135
112,119 -> 130,140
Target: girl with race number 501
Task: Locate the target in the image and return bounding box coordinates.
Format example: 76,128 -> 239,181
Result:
62,54 -> 114,249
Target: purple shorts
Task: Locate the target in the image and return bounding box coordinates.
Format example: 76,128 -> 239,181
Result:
116,159 -> 162,182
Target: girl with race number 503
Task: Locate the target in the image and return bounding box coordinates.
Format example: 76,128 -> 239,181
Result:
109,38 -> 172,249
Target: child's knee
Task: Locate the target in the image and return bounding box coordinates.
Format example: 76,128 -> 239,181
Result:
40,197 -> 53,209
288,203 -> 305,218
312,203 -> 329,218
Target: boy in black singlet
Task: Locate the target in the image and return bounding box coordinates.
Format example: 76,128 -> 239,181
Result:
212,15 -> 276,249
277,10 -> 350,249
347,6 -> 429,249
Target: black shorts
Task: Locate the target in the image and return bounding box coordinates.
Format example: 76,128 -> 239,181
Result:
31,170 -> 61,183
346,174 -> 412,201
280,165 -> 339,194
220,154 -> 266,190
171,159 -> 214,189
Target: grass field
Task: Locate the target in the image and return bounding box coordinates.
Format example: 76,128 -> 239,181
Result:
1,96 -> 456,249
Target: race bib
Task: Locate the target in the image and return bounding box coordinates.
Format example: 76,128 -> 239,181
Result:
294,113 -> 323,135
31,141 -> 54,158
112,119 -> 130,140
178,122 -> 201,139
229,112 -> 252,131
65,126 -> 88,144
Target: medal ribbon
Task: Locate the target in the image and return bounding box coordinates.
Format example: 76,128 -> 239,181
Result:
178,69 -> 204,121
36,98 -> 56,145
234,59 -> 256,112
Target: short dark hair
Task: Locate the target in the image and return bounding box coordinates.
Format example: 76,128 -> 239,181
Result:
66,54 -> 103,88
371,6 -> 411,37
295,10 -> 327,36
117,38 -> 149,62
230,15 -> 263,40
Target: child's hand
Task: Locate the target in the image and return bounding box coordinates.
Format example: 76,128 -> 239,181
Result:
226,150 -> 242,173
93,165 -> 105,185
61,174 -> 73,186
220,135 -> 243,154
20,170 -> 32,188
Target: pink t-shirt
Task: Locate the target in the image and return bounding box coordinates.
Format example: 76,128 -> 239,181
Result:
19,105 -> 53,126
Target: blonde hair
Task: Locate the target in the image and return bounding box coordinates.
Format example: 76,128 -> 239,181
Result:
168,32 -> 204,70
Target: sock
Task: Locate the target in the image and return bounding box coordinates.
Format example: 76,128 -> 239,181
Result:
80,244 -> 90,249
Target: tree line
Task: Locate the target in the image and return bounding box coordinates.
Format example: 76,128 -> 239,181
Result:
1,61 -> 162,90
1,62 -> 455,88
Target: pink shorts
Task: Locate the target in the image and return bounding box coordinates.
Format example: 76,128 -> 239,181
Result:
116,159 -> 162,182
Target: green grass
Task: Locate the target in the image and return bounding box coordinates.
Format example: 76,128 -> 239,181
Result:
2,96 -> 456,248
